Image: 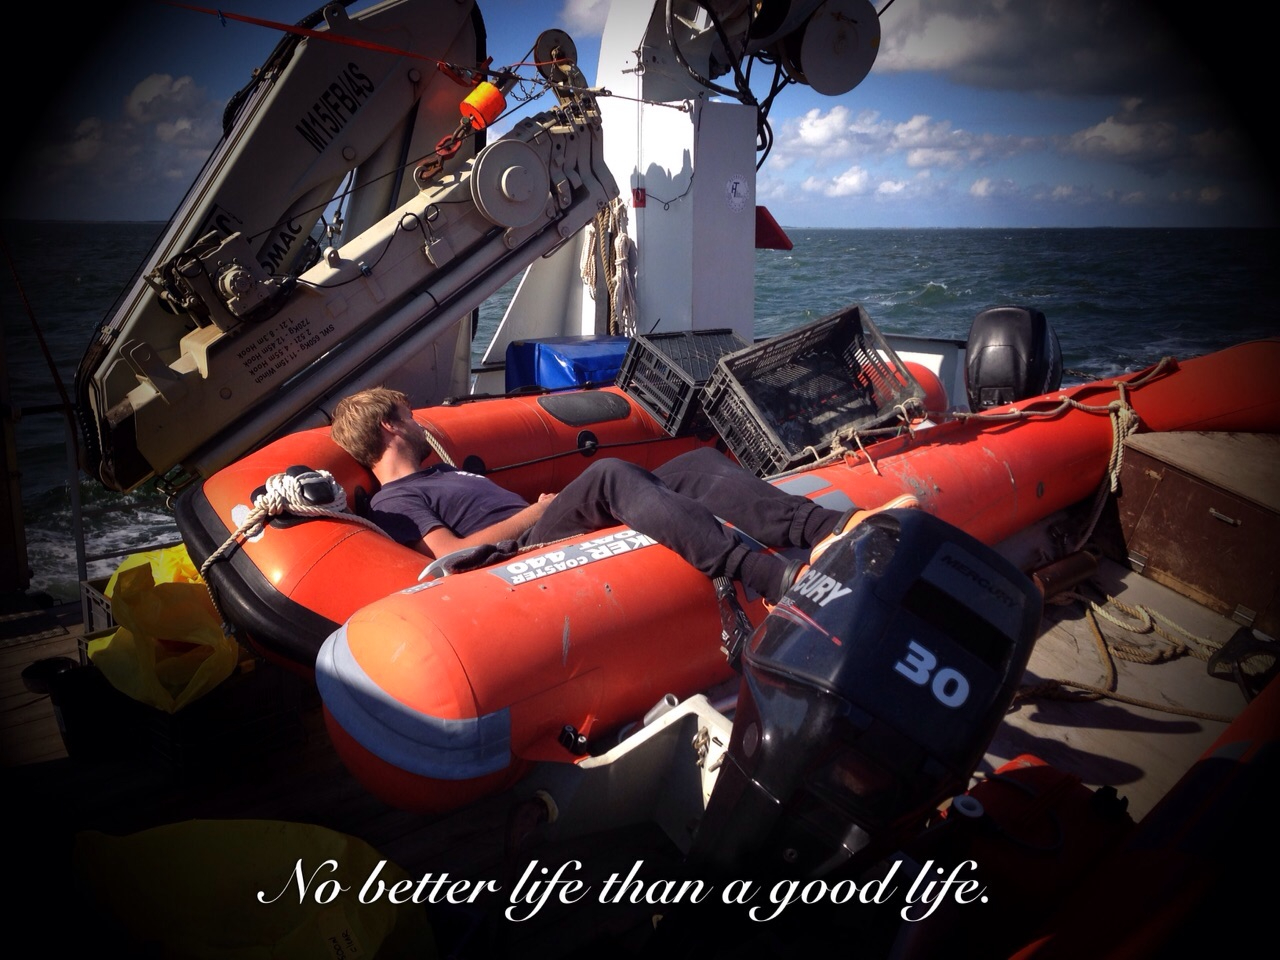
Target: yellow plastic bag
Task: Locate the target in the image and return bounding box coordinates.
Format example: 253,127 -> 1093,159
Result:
104,543 -> 207,594
89,544 -> 239,713
74,819 -> 438,959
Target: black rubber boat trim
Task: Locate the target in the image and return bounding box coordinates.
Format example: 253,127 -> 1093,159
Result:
174,484 -> 340,669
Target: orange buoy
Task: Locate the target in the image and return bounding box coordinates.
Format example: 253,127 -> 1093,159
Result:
460,81 -> 506,129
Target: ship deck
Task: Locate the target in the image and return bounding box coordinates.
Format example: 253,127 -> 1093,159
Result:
3,546 -> 1264,958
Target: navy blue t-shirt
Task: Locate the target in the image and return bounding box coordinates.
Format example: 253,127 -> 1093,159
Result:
367,465 -> 529,546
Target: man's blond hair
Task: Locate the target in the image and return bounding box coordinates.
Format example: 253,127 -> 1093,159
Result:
330,387 -> 410,468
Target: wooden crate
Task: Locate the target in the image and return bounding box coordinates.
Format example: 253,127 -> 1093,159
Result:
1113,431 -> 1280,635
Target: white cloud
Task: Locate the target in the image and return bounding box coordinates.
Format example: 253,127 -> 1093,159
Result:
801,166 -> 871,197
1062,114 -> 1178,163
4,0 -> 1269,226
156,117 -> 198,145
755,172 -> 793,202
557,0 -> 611,36
771,105 -> 1040,176
893,114 -> 944,147
750,3 -> 1264,223
969,177 -> 1018,200
795,105 -> 854,149
6,67 -> 227,219
875,0 -> 1200,101
68,118 -> 105,164
777,105 -> 892,162
905,147 -> 963,169
827,167 -> 871,196
863,0 -> 1268,217
876,9 -> 995,74
125,74 -> 203,124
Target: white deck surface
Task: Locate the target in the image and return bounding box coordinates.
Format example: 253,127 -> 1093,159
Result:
986,557 -> 1257,821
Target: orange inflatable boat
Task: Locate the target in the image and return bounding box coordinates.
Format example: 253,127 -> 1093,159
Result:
176,386 -> 709,671
312,339 -> 1280,814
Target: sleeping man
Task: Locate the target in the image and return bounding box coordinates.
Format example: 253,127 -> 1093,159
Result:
330,386 -> 916,603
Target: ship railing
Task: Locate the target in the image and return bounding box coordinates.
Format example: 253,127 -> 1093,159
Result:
17,403 -> 181,626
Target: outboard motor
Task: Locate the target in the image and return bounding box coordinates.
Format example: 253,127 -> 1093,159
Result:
965,306 -> 1063,411
689,509 -> 1042,878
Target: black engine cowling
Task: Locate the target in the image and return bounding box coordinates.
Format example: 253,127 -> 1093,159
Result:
688,509 -> 1043,878
965,306 -> 1062,411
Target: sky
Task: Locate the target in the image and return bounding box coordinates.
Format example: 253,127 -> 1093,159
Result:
2,0 -> 1274,228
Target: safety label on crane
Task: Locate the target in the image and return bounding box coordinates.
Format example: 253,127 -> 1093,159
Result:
236,316 -> 338,385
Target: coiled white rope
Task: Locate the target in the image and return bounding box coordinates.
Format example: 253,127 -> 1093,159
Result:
198,468 -> 390,619
581,198 -> 637,335
1017,591 -> 1233,722
1080,591 -> 1219,656
1066,396 -> 1141,553
580,226 -> 598,294
610,205 -> 638,336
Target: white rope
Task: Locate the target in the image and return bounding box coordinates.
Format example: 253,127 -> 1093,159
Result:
824,362 -> 1167,538
199,468 -> 389,584
421,425 -> 456,467
580,198 -> 619,302
580,218 -> 600,295
1079,592 -> 1220,656
1067,397 -> 1141,553
580,198 -> 637,335
609,203 -> 638,336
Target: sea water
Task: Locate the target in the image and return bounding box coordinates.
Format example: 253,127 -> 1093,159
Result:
2,221 -> 1277,599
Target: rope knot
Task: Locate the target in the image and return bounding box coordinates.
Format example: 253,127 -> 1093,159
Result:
254,467 -> 348,517
200,466 -> 389,585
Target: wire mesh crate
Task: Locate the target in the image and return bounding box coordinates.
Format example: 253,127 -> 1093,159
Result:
702,306 -> 921,477
80,578 -> 114,634
616,329 -> 751,436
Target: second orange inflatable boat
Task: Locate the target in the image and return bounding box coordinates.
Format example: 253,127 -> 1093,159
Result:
313,339 -> 1280,814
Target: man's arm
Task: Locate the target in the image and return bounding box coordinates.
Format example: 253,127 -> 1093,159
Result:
416,493 -> 556,559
